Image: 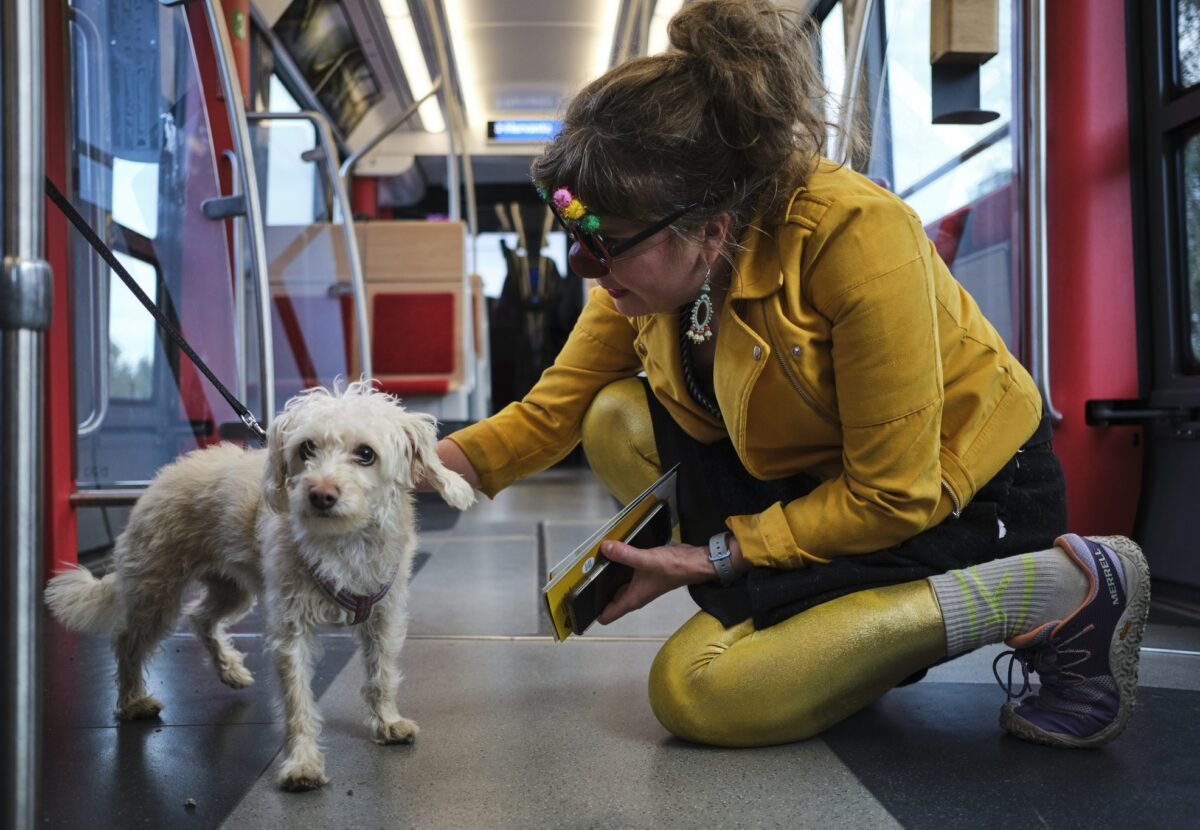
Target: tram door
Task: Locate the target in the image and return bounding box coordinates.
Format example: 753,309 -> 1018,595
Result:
1127,1 -> 1200,595
66,0 -> 257,551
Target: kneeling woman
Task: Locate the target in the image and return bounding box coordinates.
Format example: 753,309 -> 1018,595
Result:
432,0 -> 1149,750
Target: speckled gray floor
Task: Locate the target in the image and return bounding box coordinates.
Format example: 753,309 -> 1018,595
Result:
40,465 -> 1200,829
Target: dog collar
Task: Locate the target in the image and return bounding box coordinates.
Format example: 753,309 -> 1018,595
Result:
310,562 -> 401,625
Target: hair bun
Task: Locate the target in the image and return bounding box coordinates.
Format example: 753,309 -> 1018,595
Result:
667,0 -> 786,71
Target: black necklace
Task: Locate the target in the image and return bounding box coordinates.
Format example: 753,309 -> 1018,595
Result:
678,311 -> 722,420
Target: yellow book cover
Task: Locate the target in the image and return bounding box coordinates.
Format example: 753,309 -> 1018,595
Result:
541,465 -> 679,641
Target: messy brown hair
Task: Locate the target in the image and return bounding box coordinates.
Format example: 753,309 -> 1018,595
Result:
531,0 -> 848,242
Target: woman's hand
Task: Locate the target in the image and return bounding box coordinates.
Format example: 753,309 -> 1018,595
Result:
419,438 -> 481,492
596,539 -> 742,625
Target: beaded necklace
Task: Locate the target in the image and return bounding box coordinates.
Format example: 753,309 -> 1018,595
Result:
678,312 -> 722,420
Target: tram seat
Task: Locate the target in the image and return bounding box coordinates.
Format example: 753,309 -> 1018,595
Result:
369,289 -> 457,398
358,220 -> 477,418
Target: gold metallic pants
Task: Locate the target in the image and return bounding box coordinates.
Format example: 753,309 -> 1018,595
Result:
581,378 -> 948,747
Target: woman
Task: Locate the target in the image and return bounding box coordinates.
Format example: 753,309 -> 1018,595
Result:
431,0 -> 1149,749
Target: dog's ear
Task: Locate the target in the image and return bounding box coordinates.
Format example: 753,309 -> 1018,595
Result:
392,410 -> 476,511
262,407 -> 294,514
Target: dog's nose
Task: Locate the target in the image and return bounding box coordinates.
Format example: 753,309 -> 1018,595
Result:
308,484 -> 339,511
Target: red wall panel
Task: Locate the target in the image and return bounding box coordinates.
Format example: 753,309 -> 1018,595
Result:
1045,0 -> 1144,535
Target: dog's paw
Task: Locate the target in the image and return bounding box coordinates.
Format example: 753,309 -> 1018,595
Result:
278,757 -> 328,792
116,696 -> 164,720
374,717 -> 419,745
218,662 -> 255,689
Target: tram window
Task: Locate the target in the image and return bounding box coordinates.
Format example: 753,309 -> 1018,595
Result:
268,73 -> 303,114
475,231 -> 568,299
876,0 -> 1014,222
110,158 -> 159,240
1178,0 -> 1200,89
261,78 -> 325,227
1184,133 -> 1200,365
818,2 -> 846,154
108,252 -> 158,401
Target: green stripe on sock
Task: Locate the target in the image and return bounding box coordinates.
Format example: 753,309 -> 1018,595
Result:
966,567 -> 1012,626
1009,553 -> 1037,636
952,570 -> 980,649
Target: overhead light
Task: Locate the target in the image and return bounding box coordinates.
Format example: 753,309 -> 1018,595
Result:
646,0 -> 685,55
441,0 -> 483,128
382,0 -> 446,133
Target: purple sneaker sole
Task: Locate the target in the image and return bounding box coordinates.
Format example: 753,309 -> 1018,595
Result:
999,535 -> 1151,749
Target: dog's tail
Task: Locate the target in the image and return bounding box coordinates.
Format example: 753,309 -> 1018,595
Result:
44,566 -> 122,633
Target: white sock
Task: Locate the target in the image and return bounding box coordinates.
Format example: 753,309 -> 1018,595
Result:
927,546 -> 1091,657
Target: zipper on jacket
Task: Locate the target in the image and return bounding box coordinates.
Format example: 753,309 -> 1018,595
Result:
941,480 -> 962,518
761,311 -> 840,427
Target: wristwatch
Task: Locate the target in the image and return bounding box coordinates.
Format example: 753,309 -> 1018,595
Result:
707,531 -> 739,587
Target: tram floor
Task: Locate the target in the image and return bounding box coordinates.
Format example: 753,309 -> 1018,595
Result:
41,466 -> 1200,829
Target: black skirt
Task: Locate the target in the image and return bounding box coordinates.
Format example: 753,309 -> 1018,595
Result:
639,379 -> 1067,630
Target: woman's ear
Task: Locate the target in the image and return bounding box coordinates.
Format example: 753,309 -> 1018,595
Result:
261,408 -> 294,514
703,212 -> 733,252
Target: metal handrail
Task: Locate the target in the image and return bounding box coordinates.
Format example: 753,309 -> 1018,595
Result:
338,79 -> 443,195
247,111 -> 373,380
1020,0 -> 1062,421
67,6 -> 111,437
2,0 -> 50,826
203,0 -> 275,425
221,148 -> 248,403
419,0 -> 478,274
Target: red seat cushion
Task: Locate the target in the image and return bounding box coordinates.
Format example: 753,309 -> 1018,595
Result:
375,377 -> 452,397
372,293 -> 456,375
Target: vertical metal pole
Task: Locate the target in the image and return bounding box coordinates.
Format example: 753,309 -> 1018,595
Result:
1,0 -> 51,827
1020,0 -> 1061,421
204,0 -> 274,424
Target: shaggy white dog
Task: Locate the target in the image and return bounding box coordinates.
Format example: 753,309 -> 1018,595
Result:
45,381 -> 475,791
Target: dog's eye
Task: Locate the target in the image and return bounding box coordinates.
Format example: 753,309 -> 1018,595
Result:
298,440 -> 316,462
353,445 -> 376,466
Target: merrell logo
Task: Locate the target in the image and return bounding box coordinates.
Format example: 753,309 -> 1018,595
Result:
1096,549 -> 1120,606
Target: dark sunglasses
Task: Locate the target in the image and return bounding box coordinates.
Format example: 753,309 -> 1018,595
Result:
549,201 -> 701,275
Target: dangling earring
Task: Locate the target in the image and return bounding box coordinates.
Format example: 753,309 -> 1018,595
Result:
685,266 -> 714,344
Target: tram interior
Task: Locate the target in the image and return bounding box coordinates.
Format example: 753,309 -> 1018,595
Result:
9,0 -> 1200,827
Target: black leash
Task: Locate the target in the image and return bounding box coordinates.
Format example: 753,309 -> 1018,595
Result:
45,176 -> 268,444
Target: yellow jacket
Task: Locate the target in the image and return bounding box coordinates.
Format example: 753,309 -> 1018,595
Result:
449,161 -> 1043,569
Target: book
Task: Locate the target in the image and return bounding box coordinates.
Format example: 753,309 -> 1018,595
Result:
541,464 -> 679,641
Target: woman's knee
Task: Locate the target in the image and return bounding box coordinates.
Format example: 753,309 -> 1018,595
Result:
580,378 -> 660,504
648,615 -> 824,747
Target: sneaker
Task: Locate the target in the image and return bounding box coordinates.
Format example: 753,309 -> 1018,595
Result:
993,534 -> 1151,749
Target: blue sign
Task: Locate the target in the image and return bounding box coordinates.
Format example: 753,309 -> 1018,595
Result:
487,120 -> 563,142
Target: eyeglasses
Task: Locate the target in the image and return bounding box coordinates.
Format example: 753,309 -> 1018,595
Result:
549,201 -> 700,276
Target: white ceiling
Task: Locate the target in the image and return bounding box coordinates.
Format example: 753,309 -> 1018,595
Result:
444,0 -> 620,128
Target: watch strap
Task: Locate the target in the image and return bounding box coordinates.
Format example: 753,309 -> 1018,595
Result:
707,532 -> 739,587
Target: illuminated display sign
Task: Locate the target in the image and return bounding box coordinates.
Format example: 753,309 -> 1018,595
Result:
487,120 -> 563,142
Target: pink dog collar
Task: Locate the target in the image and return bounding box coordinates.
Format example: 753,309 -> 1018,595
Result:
310,562 -> 401,625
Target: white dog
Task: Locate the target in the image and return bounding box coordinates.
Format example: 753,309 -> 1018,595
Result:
45,381 -> 475,791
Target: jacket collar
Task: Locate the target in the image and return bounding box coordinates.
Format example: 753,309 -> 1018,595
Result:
728,185 -> 807,301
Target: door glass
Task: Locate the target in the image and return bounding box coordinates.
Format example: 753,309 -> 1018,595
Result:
249,110 -> 358,402
68,0 -> 246,487
1183,132 -> 1200,366
1179,0 -> 1200,89
868,0 -> 1020,354
819,2 -> 847,155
